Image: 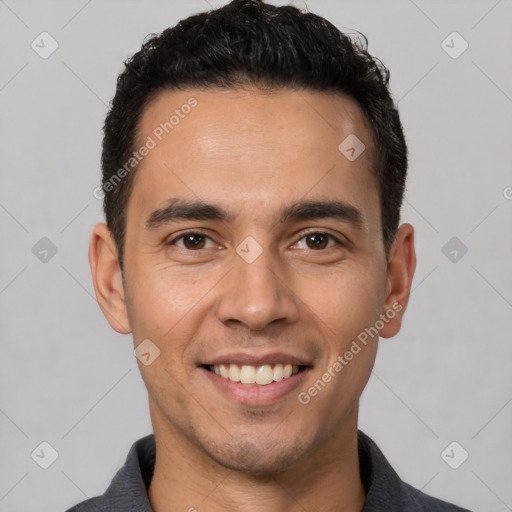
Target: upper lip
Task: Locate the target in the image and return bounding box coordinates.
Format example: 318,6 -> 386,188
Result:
201,352 -> 313,367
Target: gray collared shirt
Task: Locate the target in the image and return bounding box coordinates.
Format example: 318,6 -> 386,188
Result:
64,430 -> 472,511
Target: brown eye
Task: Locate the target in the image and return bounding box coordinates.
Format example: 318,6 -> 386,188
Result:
183,234 -> 206,250
305,233 -> 329,250
293,232 -> 341,251
169,232 -> 215,250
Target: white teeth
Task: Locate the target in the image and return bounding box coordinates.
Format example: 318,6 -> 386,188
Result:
240,365 -> 256,384
210,363 -> 301,385
219,364 -> 229,379
228,364 -> 241,382
256,364 -> 274,385
273,363 -> 284,381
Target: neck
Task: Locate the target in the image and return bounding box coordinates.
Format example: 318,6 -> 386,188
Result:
148,408 -> 366,512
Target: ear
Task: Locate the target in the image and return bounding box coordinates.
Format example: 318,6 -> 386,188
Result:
88,222 -> 131,334
379,223 -> 416,339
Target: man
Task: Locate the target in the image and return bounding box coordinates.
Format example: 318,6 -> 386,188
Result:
67,0 -> 472,510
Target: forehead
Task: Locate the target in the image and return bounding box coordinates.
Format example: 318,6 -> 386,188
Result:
137,86 -> 373,158
129,87 -> 379,232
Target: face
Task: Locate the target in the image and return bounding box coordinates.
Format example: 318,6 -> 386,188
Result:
91,87 -> 415,474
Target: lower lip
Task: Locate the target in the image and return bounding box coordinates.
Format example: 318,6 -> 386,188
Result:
200,367 -> 311,406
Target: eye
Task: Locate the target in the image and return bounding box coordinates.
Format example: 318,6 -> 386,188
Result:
293,232 -> 342,250
168,232 -> 216,250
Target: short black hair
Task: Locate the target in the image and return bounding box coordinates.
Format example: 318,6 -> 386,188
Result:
101,0 -> 407,272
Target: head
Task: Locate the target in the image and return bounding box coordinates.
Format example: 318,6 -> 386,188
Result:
90,0 -> 415,474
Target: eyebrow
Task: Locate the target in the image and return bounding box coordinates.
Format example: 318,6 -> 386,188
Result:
145,197 -> 363,230
145,198 -> 233,230
278,199 -> 362,227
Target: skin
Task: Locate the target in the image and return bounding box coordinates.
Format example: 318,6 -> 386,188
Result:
89,87 -> 416,512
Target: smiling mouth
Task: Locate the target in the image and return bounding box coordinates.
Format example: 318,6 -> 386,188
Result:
203,363 -> 307,385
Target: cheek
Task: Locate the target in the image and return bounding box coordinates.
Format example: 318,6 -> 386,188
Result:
295,263 -> 384,345
300,270 -> 381,418
125,263 -> 210,348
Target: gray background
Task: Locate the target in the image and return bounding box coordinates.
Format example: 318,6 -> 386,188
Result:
1,0 -> 511,510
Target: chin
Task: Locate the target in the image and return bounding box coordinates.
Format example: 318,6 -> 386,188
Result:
200,432 -> 313,475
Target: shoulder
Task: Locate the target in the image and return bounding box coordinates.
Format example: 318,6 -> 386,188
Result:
401,481 -> 473,512
64,497 -> 103,512
62,434 -> 156,512
358,430 -> 474,512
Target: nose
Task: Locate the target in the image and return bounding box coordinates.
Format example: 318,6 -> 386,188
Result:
215,245 -> 300,331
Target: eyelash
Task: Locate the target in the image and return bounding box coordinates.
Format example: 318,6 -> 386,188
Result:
167,230 -> 344,251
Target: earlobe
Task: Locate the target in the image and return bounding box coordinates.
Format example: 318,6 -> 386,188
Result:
89,222 -> 131,334
379,223 -> 416,339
